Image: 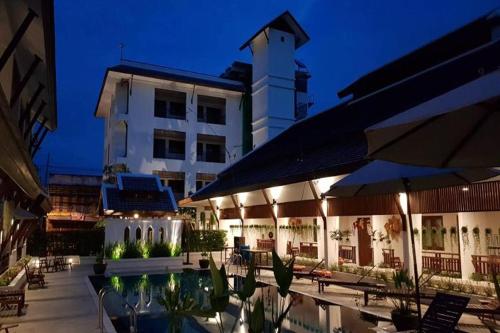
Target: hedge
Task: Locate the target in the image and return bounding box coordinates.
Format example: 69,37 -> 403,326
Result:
184,230 -> 226,252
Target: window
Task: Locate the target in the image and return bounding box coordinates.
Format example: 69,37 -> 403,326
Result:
147,227 -> 153,243
153,129 -> 185,160
197,95 -> 226,125
124,227 -> 130,243
154,89 -> 186,119
197,134 -> 225,163
159,227 -> 165,243
422,216 -> 445,251
135,227 -> 142,242
154,171 -> 185,200
196,173 -> 216,191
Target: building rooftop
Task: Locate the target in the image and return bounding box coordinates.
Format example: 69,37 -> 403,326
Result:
239,11 -> 310,51
338,9 -> 500,99
95,60 -> 245,117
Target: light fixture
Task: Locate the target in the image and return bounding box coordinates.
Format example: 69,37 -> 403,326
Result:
167,216 -> 172,221
239,203 -> 244,208
133,213 -> 139,219
462,187 -> 469,192
272,199 -> 277,206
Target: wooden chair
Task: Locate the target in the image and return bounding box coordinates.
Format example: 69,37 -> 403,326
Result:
382,248 -> 402,269
24,264 -> 45,289
0,324 -> 19,332
0,289 -> 25,316
286,241 -> 299,257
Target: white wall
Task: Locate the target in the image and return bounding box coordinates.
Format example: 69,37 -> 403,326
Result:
104,218 -> 183,246
251,28 -> 296,147
104,77 -> 243,198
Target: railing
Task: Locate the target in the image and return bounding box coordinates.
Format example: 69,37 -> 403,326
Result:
422,251 -> 461,275
472,255 -> 500,276
299,242 -> 318,259
339,245 -> 356,264
98,286 -> 137,333
256,239 -> 275,250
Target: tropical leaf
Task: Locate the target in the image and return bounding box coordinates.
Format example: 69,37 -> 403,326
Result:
238,257 -> 256,300
249,298 -> 265,333
209,254 -> 224,297
272,249 -> 294,297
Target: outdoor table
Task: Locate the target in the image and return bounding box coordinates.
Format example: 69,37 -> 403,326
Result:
241,249 -> 272,265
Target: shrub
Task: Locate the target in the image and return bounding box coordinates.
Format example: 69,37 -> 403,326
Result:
150,243 -> 170,258
122,242 -> 142,258
185,230 -> 226,252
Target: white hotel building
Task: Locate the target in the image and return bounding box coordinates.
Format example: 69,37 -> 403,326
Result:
94,12 -> 312,200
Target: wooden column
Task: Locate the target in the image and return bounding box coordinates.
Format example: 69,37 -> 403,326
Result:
230,195 -> 245,238
308,181 -> 329,264
207,199 -> 220,230
262,189 -> 278,250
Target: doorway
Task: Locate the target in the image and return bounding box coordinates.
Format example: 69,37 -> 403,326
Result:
357,217 -> 373,266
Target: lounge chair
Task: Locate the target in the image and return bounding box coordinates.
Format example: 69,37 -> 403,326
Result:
255,259 -> 329,282
0,324 -> 19,333
0,288 -> 25,316
465,300 -> 500,322
24,264 -> 45,289
360,287 -> 436,306
316,276 -> 386,294
418,292 -> 469,333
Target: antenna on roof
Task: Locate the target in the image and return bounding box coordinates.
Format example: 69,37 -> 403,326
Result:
119,43 -> 125,61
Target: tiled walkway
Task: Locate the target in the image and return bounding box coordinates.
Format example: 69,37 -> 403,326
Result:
1,264 -> 100,333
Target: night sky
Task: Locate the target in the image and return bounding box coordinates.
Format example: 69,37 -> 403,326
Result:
37,0 -> 500,175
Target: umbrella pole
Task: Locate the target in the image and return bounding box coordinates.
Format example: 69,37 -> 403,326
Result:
404,188 -> 422,330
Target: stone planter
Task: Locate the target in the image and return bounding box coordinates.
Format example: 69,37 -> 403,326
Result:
199,258 -> 209,269
105,257 -> 184,274
93,263 -> 107,275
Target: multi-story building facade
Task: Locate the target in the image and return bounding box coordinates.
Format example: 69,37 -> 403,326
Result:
46,173 -> 101,232
95,12 -> 312,200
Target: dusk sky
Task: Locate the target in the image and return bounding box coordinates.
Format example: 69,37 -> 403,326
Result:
37,0 -> 500,174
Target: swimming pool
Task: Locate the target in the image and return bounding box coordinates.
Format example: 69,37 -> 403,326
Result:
89,270 -> 387,333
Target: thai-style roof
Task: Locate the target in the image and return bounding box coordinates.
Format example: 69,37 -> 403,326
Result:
101,174 -> 177,215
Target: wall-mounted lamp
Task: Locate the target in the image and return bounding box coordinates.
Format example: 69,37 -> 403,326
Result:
272,199 -> 277,206
462,187 -> 469,192
239,203 -> 244,208
216,206 -> 220,211
133,213 -> 139,219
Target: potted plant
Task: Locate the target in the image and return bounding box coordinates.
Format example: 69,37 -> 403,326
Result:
199,251 -> 209,269
390,269 -> 419,331
93,252 -> 107,275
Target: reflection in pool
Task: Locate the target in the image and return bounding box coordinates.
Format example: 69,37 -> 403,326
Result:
90,270 -> 387,333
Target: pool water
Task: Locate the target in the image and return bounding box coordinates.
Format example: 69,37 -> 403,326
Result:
89,270 -> 387,333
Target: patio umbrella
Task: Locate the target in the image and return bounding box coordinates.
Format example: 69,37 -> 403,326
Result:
365,69 -> 500,168
326,160 -> 498,327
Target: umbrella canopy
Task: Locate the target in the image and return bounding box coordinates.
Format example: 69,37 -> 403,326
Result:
326,161 -> 499,197
366,69 -> 500,168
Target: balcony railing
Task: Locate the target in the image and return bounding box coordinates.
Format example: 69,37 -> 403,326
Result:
422,251 -> 461,275
339,245 -> 356,264
472,255 -> 500,276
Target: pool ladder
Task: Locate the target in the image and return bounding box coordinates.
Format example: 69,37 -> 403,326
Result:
98,286 -> 138,333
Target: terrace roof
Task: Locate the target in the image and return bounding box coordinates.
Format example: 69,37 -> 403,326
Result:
338,9 -> 500,99
190,37 -> 500,202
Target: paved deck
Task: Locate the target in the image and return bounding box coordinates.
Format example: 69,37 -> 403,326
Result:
1,264 -> 100,333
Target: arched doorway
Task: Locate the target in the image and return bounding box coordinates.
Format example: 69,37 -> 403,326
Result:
124,227 -> 130,243
136,227 -> 142,242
